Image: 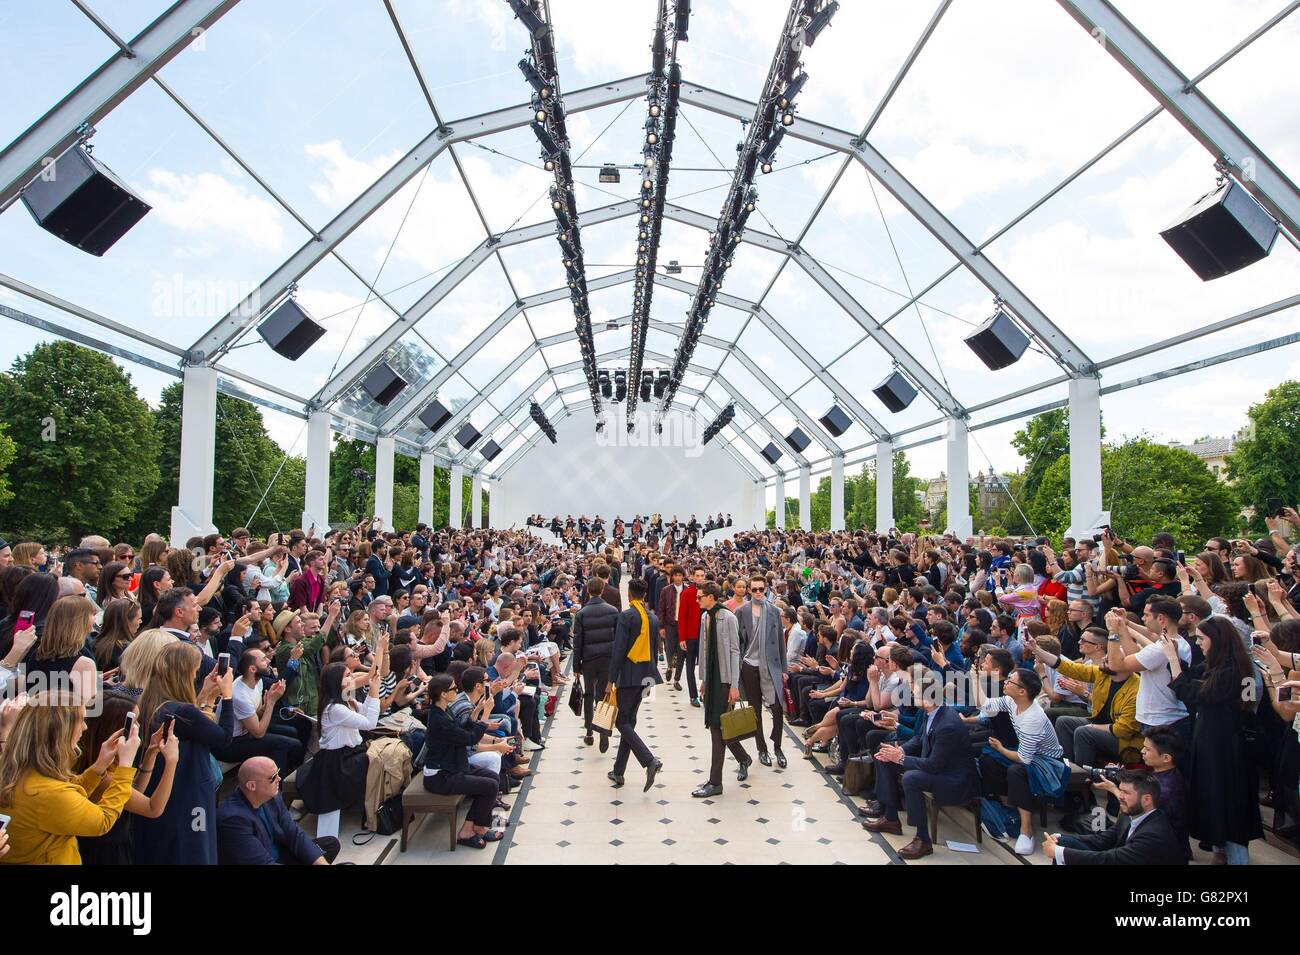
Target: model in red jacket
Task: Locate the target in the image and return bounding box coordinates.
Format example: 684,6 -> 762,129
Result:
668,566 -> 705,705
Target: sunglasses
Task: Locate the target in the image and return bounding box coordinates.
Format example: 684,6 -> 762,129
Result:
116,573 -> 132,581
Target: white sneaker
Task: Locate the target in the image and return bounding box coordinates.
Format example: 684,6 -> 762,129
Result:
1013,833 -> 1035,856
522,739 -> 545,752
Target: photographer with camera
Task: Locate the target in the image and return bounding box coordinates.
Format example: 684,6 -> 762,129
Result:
1043,769 -> 1188,865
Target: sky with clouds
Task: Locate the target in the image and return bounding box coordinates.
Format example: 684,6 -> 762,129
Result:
0,0 -> 1297,503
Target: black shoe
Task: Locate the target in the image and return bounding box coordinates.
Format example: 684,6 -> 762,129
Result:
607,771 -> 625,788
673,681 -> 682,691
644,759 -> 663,792
692,783 -> 723,798
859,800 -> 884,818
690,698 -> 701,708
826,763 -> 846,776
757,751 -> 772,768
789,717 -> 810,727
775,749 -> 787,769
584,733 -> 594,746
736,759 -> 751,782
598,732 -> 610,754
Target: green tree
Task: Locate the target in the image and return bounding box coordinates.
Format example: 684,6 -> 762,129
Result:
0,420 -> 16,509
1030,438 -> 1237,544
1226,381 -> 1300,531
131,382 -> 303,541
1010,408 -> 1071,503
0,342 -> 159,542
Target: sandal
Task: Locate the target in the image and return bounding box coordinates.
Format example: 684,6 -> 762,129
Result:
483,830 -> 506,842
457,835 -> 488,850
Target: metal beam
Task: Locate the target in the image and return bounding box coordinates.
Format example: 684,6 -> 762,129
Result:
187,76 -> 649,364
675,81 -> 1094,377
0,0 -> 240,210
1058,0 -> 1300,241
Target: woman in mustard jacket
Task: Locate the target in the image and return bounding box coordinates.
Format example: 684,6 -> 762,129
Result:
0,691 -> 141,864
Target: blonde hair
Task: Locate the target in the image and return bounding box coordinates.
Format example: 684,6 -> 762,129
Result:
139,538 -> 168,569
1045,598 -> 1068,632
473,638 -> 495,667
1036,634 -> 1062,657
118,629 -> 173,690
138,641 -> 200,732
11,542 -> 43,567
37,595 -> 97,661
0,692 -> 84,806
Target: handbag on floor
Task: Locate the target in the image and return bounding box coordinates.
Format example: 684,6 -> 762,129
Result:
592,686 -> 618,734
843,757 -> 874,796
721,702 -> 757,742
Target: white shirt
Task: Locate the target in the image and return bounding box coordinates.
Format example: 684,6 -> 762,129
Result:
1133,637 -> 1191,727
319,696 -> 380,750
785,624 -> 806,668
231,677 -> 263,738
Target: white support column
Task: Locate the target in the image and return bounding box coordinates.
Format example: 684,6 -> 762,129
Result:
945,417 -> 972,539
830,455 -> 845,531
876,441 -> 894,532
751,481 -> 764,530
1068,375 -> 1104,538
775,472 -> 786,529
418,452 -> 435,527
303,409 -> 331,532
171,365 -> 218,545
471,473 -> 482,529
374,437 -> 394,533
449,465 -> 464,528
798,466 -> 811,531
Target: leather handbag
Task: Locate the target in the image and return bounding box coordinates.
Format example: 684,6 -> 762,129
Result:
592,686 -> 618,734
568,677 -> 584,717
720,702 -> 757,742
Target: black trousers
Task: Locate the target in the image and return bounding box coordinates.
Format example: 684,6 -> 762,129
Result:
738,663 -> 783,754
793,674 -> 828,720
708,723 -> 750,786
579,657 -> 610,735
874,759 -> 969,844
519,692 -> 541,743
672,641 -> 699,699
613,684 -> 655,774
980,752 -> 1037,813
424,765 -> 499,827
284,836 -> 341,865
214,729 -> 304,775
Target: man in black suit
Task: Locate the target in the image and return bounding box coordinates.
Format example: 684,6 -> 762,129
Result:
1045,769 -> 1188,865
607,578 -> 663,792
572,577 -> 619,751
862,671 -> 979,859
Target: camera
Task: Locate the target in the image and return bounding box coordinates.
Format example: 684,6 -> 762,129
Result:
1081,764 -> 1120,785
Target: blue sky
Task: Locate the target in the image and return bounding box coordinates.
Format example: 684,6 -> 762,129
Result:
1,0 -> 1298,495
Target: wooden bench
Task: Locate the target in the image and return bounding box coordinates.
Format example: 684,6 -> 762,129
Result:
401,775 -> 466,852
923,794 -> 983,845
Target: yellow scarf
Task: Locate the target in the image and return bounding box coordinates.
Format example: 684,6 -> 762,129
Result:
628,599 -> 651,663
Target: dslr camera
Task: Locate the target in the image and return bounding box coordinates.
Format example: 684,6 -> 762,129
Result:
1081,764 -> 1120,785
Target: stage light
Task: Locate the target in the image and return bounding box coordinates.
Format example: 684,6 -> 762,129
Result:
779,72 -> 807,109
507,0 -> 547,40
519,58 -> 551,98
781,111 -> 795,126
674,0 -> 690,39
532,122 -> 559,158
599,163 -> 620,183
803,0 -> 838,46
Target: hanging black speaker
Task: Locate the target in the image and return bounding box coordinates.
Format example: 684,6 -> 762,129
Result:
480,439 -> 502,461
819,404 -> 851,437
21,146 -> 151,256
785,427 -> 810,453
455,422 -> 481,450
1159,180 -> 1278,280
963,308 -> 1029,371
256,299 -> 325,361
760,442 -> 783,465
418,399 -> 452,432
361,362 -> 407,406
872,370 -> 916,413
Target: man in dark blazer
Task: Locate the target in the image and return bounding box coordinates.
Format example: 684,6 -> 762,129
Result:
217,757 -> 338,865
862,673 -> 979,859
735,573 -> 787,769
1046,770 -> 1189,865
572,577 -> 619,751
656,563 -> 683,683
607,577 -> 663,792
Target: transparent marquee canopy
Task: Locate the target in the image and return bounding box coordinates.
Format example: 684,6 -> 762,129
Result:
0,0 -> 1298,490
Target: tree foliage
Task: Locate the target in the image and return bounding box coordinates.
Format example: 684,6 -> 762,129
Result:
1226,380 -> 1300,531
0,342 -> 160,542
1010,407 -> 1070,503
1030,438 -> 1237,544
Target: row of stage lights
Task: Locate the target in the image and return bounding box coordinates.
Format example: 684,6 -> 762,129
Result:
658,0 -> 838,413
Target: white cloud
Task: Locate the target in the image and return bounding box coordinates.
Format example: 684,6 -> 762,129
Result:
139,170 -> 287,253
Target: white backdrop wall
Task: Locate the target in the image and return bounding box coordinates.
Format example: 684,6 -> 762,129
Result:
493,409 -> 756,529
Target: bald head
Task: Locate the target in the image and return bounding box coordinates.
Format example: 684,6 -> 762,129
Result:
239,756 -> 278,788
238,756 -> 281,808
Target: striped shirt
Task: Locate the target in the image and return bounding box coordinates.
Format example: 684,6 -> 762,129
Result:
980,696 -> 1064,763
